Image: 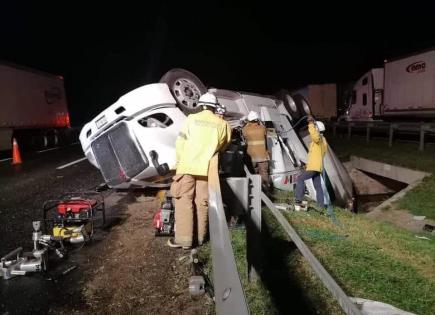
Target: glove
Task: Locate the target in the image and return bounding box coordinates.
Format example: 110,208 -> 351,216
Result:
307,115 -> 314,123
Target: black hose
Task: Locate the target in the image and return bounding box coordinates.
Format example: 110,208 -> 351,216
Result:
277,115 -> 308,134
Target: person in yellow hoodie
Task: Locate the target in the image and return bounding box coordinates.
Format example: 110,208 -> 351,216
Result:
168,92 -> 232,249
294,115 -> 328,211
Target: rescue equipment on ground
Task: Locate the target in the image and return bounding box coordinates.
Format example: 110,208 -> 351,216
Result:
153,195 -> 175,236
0,192 -> 105,280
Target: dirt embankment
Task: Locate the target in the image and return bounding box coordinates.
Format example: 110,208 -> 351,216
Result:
55,191 -> 212,315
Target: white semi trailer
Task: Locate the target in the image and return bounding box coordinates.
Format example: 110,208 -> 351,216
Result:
344,49 -> 435,121
0,62 -> 70,151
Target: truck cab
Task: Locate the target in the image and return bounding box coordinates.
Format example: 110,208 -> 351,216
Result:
342,68 -> 384,121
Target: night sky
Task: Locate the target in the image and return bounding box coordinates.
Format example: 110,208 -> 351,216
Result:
2,1 -> 435,125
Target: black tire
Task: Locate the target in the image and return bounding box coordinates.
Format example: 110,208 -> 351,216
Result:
276,89 -> 302,120
58,128 -> 72,146
292,93 -> 312,117
159,68 -> 207,114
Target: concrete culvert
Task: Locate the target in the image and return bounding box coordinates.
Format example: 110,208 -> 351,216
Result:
344,156 -> 429,212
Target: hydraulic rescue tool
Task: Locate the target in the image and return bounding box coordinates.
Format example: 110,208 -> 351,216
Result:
0,192 -> 105,280
1,221 -> 53,279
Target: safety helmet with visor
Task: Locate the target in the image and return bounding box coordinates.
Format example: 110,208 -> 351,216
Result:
315,121 -> 325,133
198,92 -> 219,108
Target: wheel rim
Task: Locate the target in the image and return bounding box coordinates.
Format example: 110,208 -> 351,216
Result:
172,78 -> 202,109
285,95 -> 298,113
302,99 -> 311,114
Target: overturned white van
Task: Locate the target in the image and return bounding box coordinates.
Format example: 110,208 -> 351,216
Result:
80,69 -> 353,208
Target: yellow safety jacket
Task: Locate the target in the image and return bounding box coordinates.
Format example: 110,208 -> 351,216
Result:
175,110 -> 232,176
306,122 -> 328,172
242,122 -> 269,163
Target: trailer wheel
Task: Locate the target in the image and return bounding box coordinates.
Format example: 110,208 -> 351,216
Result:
159,69 -> 207,114
276,90 -> 302,120
30,134 -> 48,150
292,93 -> 312,117
58,128 -> 72,146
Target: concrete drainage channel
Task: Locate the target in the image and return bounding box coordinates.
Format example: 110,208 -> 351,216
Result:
344,156 -> 429,212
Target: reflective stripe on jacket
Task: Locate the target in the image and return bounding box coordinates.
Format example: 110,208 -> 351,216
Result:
175,110 -> 232,176
306,122 -> 328,172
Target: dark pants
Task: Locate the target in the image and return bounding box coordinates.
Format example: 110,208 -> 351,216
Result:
254,161 -> 270,192
295,170 -> 324,208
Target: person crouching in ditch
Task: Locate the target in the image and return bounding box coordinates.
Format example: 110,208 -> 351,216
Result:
294,115 -> 327,211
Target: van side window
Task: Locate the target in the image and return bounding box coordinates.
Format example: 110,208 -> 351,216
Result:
264,121 -> 274,128
363,93 -> 367,106
138,113 -> 173,128
351,90 -> 356,104
362,77 -> 368,85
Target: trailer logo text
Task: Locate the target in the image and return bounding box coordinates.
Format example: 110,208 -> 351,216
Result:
406,61 -> 426,73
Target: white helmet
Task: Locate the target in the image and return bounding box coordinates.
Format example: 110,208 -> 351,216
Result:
198,92 -> 219,108
247,111 -> 260,121
315,121 -> 325,133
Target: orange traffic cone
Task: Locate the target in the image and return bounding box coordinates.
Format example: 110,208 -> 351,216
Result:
11,138 -> 22,165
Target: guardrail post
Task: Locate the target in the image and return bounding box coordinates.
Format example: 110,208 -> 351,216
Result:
366,123 -> 372,143
388,124 -> 395,148
226,171 -> 262,282
419,125 -> 426,151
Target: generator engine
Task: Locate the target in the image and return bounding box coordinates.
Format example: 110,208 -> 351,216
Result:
52,199 -> 96,243
43,192 -> 105,245
153,196 -> 175,236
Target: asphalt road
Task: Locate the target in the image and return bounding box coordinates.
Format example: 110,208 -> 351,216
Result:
0,144 -> 108,314
0,143 -> 104,254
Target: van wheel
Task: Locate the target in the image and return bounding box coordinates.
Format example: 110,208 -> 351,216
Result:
159,69 -> 207,115
292,93 -> 312,117
276,90 -> 302,120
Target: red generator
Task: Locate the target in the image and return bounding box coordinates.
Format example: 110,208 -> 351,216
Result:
43,192 -> 105,242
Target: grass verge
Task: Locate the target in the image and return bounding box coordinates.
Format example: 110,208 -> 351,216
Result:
199,189 -> 435,314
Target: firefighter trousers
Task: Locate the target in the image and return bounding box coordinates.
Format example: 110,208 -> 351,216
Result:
170,174 -> 208,247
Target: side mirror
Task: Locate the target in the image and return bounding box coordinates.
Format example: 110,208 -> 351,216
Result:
149,150 -> 170,176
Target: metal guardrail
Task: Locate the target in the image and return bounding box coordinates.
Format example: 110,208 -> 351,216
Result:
208,155 -> 250,315
208,156 -> 361,315
261,192 -> 363,315
329,121 -> 435,151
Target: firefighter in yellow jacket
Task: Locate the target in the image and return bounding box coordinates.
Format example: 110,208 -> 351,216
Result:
168,93 -> 232,249
242,111 -> 271,192
294,115 -> 328,211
